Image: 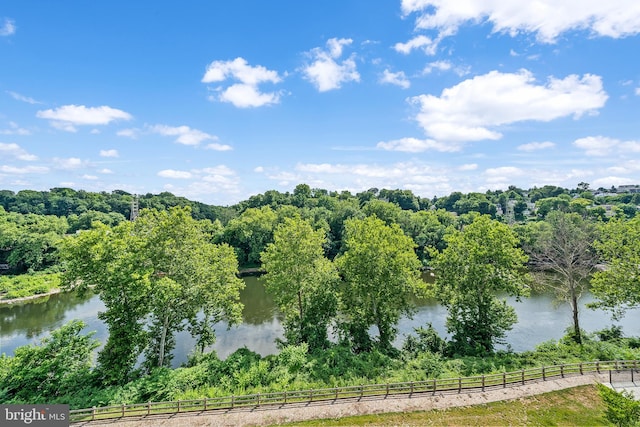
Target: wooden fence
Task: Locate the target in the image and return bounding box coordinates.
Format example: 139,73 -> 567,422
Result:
69,359 -> 639,423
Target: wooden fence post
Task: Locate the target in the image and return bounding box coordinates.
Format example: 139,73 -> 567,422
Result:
257,393 -> 260,407
386,384 -> 389,397
231,395 -> 235,409
147,401 -> 151,416
560,364 -> 564,378
92,406 -> 96,421
309,389 -> 313,402
336,387 -> 339,400
121,403 -> 125,418
580,363 -> 583,375
482,375 -> 485,391
410,381 -> 414,396
284,390 -> 287,404
177,400 -> 181,413
503,372 -> 506,388
521,369 -> 525,385
542,367 -> 546,381
433,378 -> 437,395
458,377 -> 462,393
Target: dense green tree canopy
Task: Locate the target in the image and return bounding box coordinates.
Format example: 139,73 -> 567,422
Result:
61,207 -> 244,383
335,216 -> 424,352
590,216 -> 640,319
431,215 -> 529,355
261,216 -> 339,350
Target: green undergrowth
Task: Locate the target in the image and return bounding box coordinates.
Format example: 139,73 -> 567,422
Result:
0,272 -> 61,300
1,323 -> 639,411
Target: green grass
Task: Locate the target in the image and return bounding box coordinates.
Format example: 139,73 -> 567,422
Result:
0,272 -> 61,300
278,385 -> 610,426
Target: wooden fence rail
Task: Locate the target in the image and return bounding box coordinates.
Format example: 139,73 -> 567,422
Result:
69,359 -> 639,423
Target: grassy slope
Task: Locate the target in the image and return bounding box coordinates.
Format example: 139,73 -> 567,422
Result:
282,385 -> 610,426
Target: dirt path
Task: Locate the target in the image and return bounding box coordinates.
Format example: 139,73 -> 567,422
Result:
73,373 -> 608,427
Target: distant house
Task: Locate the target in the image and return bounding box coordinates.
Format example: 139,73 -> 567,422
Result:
594,191 -> 617,198
617,185 -> 640,194
601,204 -> 616,217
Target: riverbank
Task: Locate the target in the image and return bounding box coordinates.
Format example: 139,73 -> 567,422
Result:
0,287 -> 62,305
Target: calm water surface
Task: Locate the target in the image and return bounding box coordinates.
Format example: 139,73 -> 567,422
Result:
1,276 -> 639,366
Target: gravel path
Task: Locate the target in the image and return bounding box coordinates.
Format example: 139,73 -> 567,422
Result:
74,373 -> 608,427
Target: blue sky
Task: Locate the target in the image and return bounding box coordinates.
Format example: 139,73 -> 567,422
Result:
1,1 -> 639,205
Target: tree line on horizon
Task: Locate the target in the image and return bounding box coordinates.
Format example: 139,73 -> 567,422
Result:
1,182 -> 639,275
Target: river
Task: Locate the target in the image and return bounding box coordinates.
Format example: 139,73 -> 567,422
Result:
1,276 -> 639,366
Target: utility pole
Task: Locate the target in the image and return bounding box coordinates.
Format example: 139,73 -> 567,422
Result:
130,195 -> 139,221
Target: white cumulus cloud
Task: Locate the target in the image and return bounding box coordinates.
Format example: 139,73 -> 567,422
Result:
401,0 -> 640,43
0,143 -> 38,161
302,38 -> 360,92
574,136 -> 640,156
0,18 -> 15,36
517,141 -> 556,151
410,70 -> 607,142
116,128 -> 139,138
380,70 -> 410,89
218,84 -> 280,108
484,166 -> 526,184
100,149 -> 119,158
53,157 -> 85,170
0,122 -> 31,136
37,105 -> 132,132
394,35 -> 437,55
0,165 -> 48,174
158,169 -> 193,179
150,125 -> 214,146
202,57 -> 282,108
376,137 -> 461,152
459,164 -> 478,171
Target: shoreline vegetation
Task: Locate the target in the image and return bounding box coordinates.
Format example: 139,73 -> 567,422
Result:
0,287 -> 61,305
0,267 -> 266,304
0,272 -> 62,304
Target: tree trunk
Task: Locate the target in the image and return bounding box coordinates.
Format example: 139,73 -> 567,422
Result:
158,313 -> 169,367
297,290 -> 303,343
571,292 -> 582,344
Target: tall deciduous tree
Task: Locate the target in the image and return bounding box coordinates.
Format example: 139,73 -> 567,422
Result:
261,217 -> 338,351
137,208 -> 244,369
590,215 -> 640,320
61,207 -> 244,383
335,216 -> 423,352
525,211 -> 598,344
431,215 -> 529,355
